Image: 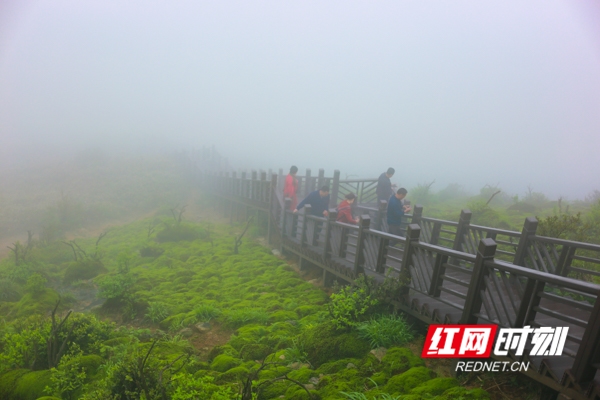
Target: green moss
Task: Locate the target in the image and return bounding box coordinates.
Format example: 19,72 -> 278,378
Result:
0,369 -> 29,398
72,355 -> 103,380
63,260 -> 107,284
380,347 -> 424,376
409,377 -> 459,396
370,371 -> 388,387
257,380 -> 290,399
14,370 -> 53,400
211,354 -> 241,372
156,223 -> 204,243
317,369 -> 364,398
316,358 -> 361,375
216,366 -> 249,383
384,366 -> 436,395
299,322 -> 370,367
438,386 -> 490,399
294,305 -> 321,317
269,310 -> 298,322
239,343 -> 273,361
102,336 -> 134,347
16,288 -> 60,318
258,365 -> 291,380
287,368 -> 318,384
284,385 -> 319,400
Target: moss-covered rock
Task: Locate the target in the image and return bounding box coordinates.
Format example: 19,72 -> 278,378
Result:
438,386 -> 490,399
380,347 -> 424,376
317,369 -> 364,398
0,369 -> 29,398
316,358 -> 361,375
257,380 -> 290,400
409,377 -> 459,396
211,354 -> 241,372
285,385 -> 320,400
287,368 -> 318,384
216,366 -> 249,383
13,370 -> 53,400
258,365 -> 291,380
384,366 -> 436,395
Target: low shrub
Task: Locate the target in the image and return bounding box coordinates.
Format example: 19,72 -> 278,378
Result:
356,314 -> 414,348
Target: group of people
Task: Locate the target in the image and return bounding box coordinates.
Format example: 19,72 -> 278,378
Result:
283,166 -> 411,237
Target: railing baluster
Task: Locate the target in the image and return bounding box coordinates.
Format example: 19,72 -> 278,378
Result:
460,238 -> 496,324
399,224 -> 420,293
323,211 -> 337,258
353,216 -> 371,276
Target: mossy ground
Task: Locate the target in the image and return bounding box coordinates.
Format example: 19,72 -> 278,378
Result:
0,209 -> 535,399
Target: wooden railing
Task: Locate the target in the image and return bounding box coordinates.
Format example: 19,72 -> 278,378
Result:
200,168 -> 600,399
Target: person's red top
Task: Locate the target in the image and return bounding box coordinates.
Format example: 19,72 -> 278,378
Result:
283,174 -> 298,210
336,200 -> 356,224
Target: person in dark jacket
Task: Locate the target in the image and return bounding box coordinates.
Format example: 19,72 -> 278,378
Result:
336,193 -> 359,224
376,167 -> 396,203
387,188 -> 410,237
294,186 -> 330,217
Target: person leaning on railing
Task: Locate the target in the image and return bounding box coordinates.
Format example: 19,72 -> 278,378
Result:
294,185 -> 330,217
336,193 -> 359,224
387,188 -> 411,237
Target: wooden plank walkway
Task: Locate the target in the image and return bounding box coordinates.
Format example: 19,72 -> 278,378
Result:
201,170 -> 600,400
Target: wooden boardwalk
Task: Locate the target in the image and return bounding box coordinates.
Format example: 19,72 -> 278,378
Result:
200,169 -> 600,400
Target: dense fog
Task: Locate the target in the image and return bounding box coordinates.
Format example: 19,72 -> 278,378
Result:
1,1 -> 599,203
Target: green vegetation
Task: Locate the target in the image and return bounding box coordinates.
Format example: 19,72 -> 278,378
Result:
0,207 -> 491,399
407,182 -> 600,235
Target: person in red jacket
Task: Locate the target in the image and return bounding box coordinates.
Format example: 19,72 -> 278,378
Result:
337,193 -> 359,224
283,165 -> 298,210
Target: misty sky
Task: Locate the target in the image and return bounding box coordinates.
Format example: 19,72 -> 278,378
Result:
1,1 -> 599,199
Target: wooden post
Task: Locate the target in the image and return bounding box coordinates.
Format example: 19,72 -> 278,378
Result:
375,234 -> 389,274
323,211 -> 337,258
460,238 -> 497,324
260,171 -> 267,203
377,200 -> 387,231
330,170 -> 340,208
555,245 -> 576,277
513,278 -> 544,327
353,215 -> 371,276
399,224 -> 421,293
317,168 -> 325,191
282,199 -> 291,239
267,174 -> 277,246
278,168 -> 284,193
430,222 -> 442,245
301,205 -> 311,247
251,170 -> 258,199
411,205 -> 423,227
452,209 -> 472,253
241,171 -> 247,199
571,288 -> 600,384
513,217 -> 538,267
429,253 -> 449,297
304,169 -> 312,197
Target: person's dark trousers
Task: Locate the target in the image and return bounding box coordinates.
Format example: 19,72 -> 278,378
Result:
388,224 -> 404,247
